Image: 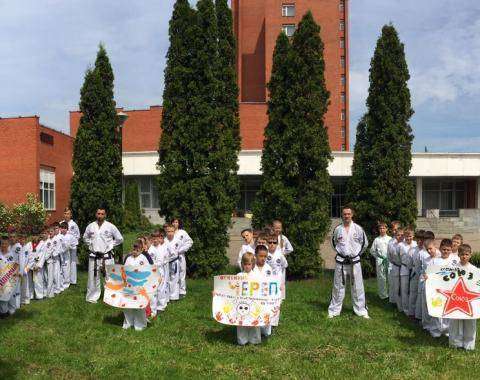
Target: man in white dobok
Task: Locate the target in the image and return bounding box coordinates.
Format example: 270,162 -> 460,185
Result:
84,207 -> 123,303
328,206 -> 370,319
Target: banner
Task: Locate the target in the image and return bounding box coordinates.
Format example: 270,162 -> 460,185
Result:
426,264 -> 480,319
212,274 -> 282,327
103,264 -> 161,309
0,262 -> 19,302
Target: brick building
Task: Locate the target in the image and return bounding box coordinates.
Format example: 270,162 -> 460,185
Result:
232,0 -> 349,150
0,116 -> 73,221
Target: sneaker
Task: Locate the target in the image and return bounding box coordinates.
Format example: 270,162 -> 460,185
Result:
327,314 -> 337,319
362,314 -> 371,319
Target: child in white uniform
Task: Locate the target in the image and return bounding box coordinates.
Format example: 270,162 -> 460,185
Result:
236,228 -> 256,269
422,239 -> 454,337
44,228 -> 56,298
450,234 -> 463,267
62,207 -> 80,285
254,245 -> 274,336
0,236 -> 19,317
165,224 -> 181,301
370,222 -> 391,300
387,228 -> 404,307
398,228 -> 417,314
52,224 -> 64,295
172,219 -> 193,298
408,230 -> 425,317
449,244 -> 477,350
122,240 -> 152,331
20,236 -> 35,304
148,231 -> 170,314
273,220 -> 293,256
31,235 -> 46,300
236,252 -> 262,346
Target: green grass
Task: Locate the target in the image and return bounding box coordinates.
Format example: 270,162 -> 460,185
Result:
1,271 -> 479,379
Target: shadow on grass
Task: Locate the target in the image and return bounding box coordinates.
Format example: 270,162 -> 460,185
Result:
204,326 -> 236,345
102,312 -> 124,327
0,359 -> 17,378
0,309 -> 34,327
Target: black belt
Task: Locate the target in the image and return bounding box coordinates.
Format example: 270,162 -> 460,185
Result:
90,251 -> 113,277
335,254 -> 360,285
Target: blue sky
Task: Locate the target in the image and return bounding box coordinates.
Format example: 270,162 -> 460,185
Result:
0,0 -> 479,152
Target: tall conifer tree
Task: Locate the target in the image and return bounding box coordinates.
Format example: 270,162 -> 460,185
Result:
347,25 -> 416,239
158,0 -> 240,277
71,45 -> 123,232
253,12 -> 332,278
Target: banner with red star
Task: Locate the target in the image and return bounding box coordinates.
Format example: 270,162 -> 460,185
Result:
426,264 -> 480,319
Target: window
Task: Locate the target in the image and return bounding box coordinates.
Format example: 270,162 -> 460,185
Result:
341,110 -> 346,121
341,74 -> 346,86
40,168 -> 55,210
341,144 -> 346,151
341,56 -> 345,68
341,92 -> 346,103
422,179 -> 468,217
331,178 -> 347,217
340,37 -> 345,49
340,20 -> 345,31
126,176 -> 160,209
341,126 -> 346,138
282,24 -> 296,37
40,132 -> 54,146
339,0 -> 345,12
282,4 -> 295,17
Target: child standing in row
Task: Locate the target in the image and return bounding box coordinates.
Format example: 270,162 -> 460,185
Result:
236,252 -> 261,346
388,227 -> 404,306
122,240 -> 153,331
449,244 -> 477,350
398,228 -> 417,314
370,222 -> 390,300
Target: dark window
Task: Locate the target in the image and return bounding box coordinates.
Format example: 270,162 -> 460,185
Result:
40,132 -> 54,145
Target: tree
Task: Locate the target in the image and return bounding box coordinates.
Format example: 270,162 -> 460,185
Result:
346,24 -> 416,243
157,0 -> 240,277
252,12 -> 332,278
123,181 -> 142,232
70,44 -> 123,233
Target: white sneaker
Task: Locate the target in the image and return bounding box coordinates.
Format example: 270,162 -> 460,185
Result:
361,314 -> 370,319
327,314 -> 337,319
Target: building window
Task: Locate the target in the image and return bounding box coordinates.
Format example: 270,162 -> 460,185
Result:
422,179 -> 467,217
40,132 -> 54,146
331,178 -> 347,217
126,176 -> 159,209
340,37 -> 345,49
341,56 -> 345,68
282,24 -> 296,37
341,74 -> 346,86
341,144 -> 346,151
282,4 -> 295,17
341,110 -> 346,120
236,176 -> 261,215
341,126 -> 346,138
40,168 -> 55,210
341,92 -> 346,103
340,20 -> 345,31
339,0 -> 345,12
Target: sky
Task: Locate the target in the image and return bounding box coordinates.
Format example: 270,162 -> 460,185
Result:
0,0 -> 479,152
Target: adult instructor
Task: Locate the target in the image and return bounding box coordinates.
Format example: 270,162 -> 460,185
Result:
84,207 -> 123,303
328,205 -> 370,319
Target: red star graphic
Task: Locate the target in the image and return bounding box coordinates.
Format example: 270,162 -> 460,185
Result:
437,276 -> 480,317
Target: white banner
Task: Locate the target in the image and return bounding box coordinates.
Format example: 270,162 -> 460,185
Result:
212,274 -> 282,327
0,261 -> 19,302
426,264 -> 480,319
103,264 -> 161,309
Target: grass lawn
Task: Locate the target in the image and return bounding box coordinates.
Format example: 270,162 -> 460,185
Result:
1,269 -> 479,379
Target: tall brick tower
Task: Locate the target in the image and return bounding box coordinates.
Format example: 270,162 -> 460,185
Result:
232,0 -> 349,151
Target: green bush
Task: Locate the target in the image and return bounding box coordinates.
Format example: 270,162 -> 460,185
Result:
470,253 -> 480,268
0,202 -> 13,233
11,193 -> 47,235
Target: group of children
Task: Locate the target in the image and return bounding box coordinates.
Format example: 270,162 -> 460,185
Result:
235,220 -> 293,345
0,209 -> 79,318
371,221 -> 477,350
121,220 -> 192,331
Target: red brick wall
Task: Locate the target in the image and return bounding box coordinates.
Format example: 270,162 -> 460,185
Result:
239,103 -> 268,150
0,117 -> 40,206
232,0 -> 349,151
70,106 -> 163,152
39,126 -> 73,222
